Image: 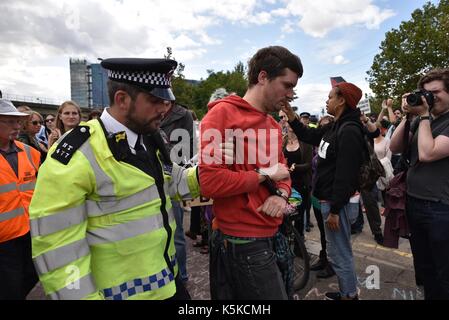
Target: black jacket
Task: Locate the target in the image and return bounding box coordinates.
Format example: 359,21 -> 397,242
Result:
289,109 -> 365,214
283,141 -> 313,192
160,103 -> 194,164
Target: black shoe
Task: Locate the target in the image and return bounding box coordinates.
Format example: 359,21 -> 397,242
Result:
316,264 -> 336,279
324,292 -> 358,300
308,222 -> 314,228
310,258 -> 327,271
305,226 -> 311,232
374,233 -> 384,245
351,228 -> 362,235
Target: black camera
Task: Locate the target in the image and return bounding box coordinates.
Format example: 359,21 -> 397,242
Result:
406,89 -> 434,108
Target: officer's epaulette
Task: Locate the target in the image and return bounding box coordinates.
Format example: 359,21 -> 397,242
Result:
51,126 -> 91,165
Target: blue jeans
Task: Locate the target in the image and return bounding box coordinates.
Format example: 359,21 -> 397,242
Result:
172,201 -> 188,281
407,196 -> 449,300
321,201 -> 359,297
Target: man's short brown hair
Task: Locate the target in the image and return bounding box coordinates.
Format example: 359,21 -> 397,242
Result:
418,68 -> 449,93
107,80 -> 145,105
247,46 -> 303,88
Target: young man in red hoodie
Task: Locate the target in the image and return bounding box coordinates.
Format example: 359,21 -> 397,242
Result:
199,46 -> 303,300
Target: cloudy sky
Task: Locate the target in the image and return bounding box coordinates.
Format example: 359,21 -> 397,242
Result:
0,0 -> 436,115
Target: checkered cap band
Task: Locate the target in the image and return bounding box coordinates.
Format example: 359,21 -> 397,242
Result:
108,70 -> 172,87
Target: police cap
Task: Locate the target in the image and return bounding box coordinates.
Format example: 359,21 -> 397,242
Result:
299,112 -> 311,118
101,58 -> 178,101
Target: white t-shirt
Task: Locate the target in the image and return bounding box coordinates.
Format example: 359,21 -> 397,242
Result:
374,137 -> 391,161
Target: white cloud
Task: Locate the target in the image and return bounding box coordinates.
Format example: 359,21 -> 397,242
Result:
281,21 -> 295,34
294,80 -> 372,116
248,11 -> 273,25
0,0 -> 274,101
315,39 -> 353,65
283,0 -> 395,37
0,0 -> 395,104
333,55 -> 350,65
294,83 -> 330,116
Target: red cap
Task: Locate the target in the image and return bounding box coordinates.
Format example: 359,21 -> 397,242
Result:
335,82 -> 362,109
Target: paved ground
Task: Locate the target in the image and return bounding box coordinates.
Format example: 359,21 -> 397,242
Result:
27,208 -> 422,300
183,208 -> 423,301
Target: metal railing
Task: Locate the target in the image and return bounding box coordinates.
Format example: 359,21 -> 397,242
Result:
2,93 -> 61,105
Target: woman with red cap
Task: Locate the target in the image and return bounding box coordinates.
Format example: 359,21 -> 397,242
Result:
282,82 -> 366,300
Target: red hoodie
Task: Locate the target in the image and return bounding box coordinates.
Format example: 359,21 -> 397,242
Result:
199,95 -> 291,238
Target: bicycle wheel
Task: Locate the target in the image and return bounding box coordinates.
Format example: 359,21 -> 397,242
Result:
288,225 -> 310,291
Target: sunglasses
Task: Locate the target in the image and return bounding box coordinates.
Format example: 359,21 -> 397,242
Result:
31,120 -> 43,125
45,118 -> 55,123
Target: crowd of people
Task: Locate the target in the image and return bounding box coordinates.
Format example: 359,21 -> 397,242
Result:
1,46 -> 448,301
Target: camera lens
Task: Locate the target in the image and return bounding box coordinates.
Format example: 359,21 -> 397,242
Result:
406,93 -> 421,107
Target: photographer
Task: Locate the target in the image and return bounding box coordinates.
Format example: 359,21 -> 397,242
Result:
390,68 -> 449,300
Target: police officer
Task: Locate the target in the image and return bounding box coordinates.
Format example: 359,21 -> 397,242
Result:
29,58 -> 200,300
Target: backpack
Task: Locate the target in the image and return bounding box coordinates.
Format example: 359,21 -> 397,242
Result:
383,119 -> 411,248
338,122 -> 385,191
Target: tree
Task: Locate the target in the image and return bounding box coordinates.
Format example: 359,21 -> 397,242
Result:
367,0 -> 449,106
191,64 -> 248,118
164,47 -> 248,118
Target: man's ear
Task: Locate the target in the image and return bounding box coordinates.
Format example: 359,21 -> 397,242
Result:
114,90 -> 131,110
257,70 -> 268,85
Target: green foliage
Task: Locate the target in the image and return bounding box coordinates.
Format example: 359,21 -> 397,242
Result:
165,47 -> 247,118
367,0 -> 449,101
172,62 -> 248,119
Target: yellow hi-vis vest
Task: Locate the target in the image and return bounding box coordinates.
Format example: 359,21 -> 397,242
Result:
29,120 -> 200,300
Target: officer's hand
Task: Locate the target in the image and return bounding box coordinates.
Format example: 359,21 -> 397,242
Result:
326,213 -> 340,231
281,101 -> 297,122
257,195 -> 287,218
206,140 -> 234,165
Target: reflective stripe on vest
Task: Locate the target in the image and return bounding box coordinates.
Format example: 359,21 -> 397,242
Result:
86,184 -> 161,218
22,143 -> 38,172
87,207 -> 175,245
0,182 -> 16,194
103,256 -> 176,300
169,163 -> 193,199
78,143 -> 114,198
30,203 -> 86,237
19,182 -> 36,192
0,207 -> 25,222
33,238 -> 90,275
49,274 -> 97,300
